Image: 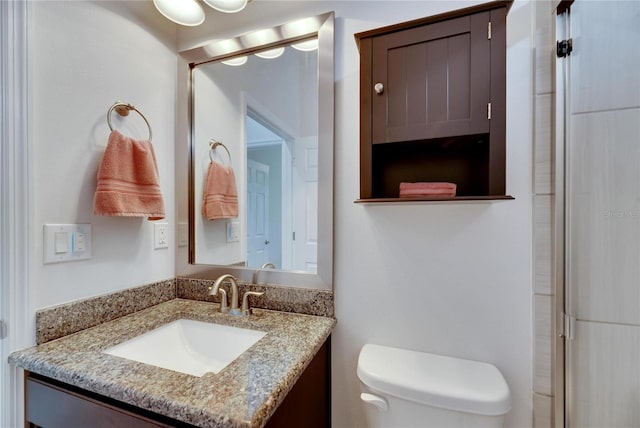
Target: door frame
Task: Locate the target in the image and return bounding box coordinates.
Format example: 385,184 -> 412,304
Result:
1,1 -> 32,426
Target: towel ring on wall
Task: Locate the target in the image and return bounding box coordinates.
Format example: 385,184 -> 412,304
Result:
209,140 -> 232,165
107,101 -> 153,141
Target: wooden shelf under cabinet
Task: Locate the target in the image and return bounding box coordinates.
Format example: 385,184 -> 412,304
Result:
355,195 -> 514,204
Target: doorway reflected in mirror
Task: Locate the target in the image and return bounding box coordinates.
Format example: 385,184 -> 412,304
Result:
246,113 -> 317,273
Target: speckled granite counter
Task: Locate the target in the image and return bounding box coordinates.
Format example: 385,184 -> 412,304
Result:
9,299 -> 335,428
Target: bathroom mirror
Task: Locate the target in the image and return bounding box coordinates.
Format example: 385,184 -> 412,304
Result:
179,12 -> 334,289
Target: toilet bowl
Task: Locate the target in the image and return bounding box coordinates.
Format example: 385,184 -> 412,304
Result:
357,344 -> 511,428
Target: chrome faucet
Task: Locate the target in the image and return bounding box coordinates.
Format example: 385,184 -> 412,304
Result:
209,274 -> 264,316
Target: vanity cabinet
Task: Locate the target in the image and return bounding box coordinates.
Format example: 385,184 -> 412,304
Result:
355,1 -> 513,201
24,339 -> 330,428
25,373 -> 180,428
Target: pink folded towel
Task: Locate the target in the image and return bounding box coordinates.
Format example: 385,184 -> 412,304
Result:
399,182 -> 457,198
93,130 -> 165,220
202,160 -> 238,220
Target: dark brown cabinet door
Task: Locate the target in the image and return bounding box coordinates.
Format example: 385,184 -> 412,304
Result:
371,11 -> 491,144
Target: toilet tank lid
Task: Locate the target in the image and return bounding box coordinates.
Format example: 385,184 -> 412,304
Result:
357,344 -> 511,416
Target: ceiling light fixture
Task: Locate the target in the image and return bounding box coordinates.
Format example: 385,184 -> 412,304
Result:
201,0 -> 248,14
153,0 -> 205,27
255,47 -> 285,60
153,0 -> 250,27
221,56 -> 248,66
291,39 -> 319,52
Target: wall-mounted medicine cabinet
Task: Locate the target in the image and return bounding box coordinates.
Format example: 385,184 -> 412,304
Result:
355,1 -> 514,203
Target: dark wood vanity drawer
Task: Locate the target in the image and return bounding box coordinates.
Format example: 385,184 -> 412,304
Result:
25,374 -> 180,428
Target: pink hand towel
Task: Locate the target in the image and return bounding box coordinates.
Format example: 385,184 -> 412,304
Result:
202,160 -> 238,220
93,130 -> 165,220
399,182 -> 457,198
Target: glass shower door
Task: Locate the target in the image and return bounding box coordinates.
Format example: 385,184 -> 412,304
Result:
563,1 -> 640,426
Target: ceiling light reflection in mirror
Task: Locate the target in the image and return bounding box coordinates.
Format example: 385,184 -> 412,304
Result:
292,39 -> 319,52
221,56 -> 248,66
255,47 -> 285,60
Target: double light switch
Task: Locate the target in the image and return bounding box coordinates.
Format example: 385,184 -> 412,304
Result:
44,224 -> 92,264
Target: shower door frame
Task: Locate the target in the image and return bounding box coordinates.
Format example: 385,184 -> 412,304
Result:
554,2 -> 573,427
552,2 -> 571,428
554,2 -> 640,426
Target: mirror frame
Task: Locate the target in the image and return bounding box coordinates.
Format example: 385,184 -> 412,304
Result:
179,12 -> 334,290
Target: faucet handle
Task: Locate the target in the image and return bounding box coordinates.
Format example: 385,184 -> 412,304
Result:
241,291 -> 264,316
208,286 -> 229,313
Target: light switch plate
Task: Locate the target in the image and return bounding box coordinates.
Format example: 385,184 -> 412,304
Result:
43,224 -> 92,264
226,221 -> 240,243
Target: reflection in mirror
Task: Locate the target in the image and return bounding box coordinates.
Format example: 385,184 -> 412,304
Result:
193,42 -> 318,272
181,12 -> 333,290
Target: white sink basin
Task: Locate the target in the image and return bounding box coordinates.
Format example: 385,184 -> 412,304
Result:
104,319 -> 266,377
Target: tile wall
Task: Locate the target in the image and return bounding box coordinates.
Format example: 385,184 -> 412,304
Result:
532,0 -> 557,426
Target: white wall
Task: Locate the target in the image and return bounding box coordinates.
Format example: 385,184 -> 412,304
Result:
180,1 -> 533,427
29,1 -> 177,321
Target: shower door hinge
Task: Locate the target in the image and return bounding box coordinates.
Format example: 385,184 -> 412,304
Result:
562,313 -> 576,341
0,320 -> 6,340
557,38 -> 573,58
487,21 -> 492,40
487,102 -> 492,120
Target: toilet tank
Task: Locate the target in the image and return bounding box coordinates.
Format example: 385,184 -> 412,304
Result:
357,344 -> 511,428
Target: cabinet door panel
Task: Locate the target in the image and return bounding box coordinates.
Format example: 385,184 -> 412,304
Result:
26,377 -> 172,428
405,43 -> 428,125
425,37 -> 449,124
372,12 -> 490,144
448,33 -> 472,120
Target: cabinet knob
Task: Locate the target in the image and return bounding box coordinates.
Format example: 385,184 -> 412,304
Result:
374,83 -> 384,94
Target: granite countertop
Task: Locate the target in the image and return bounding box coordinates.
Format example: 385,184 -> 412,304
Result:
9,299 -> 335,428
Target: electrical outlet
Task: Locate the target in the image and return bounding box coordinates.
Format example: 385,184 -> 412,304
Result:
154,222 -> 169,249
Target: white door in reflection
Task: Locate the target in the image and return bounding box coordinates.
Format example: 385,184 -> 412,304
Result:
246,114 -> 288,269
246,109 -> 318,272
246,159 -> 271,267
293,137 -> 318,273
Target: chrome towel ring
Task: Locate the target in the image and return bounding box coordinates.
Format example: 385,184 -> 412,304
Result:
209,140 -> 232,165
107,101 -> 153,141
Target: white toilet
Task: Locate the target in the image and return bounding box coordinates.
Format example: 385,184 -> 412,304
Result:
357,344 -> 511,428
